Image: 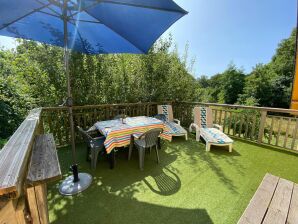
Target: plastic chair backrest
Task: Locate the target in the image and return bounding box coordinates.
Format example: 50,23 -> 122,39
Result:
77,126 -> 93,142
139,128 -> 163,148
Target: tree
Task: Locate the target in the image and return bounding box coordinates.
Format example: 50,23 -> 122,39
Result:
239,29 -> 296,108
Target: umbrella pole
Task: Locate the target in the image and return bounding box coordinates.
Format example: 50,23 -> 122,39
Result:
59,0 -> 92,195
63,9 -> 79,183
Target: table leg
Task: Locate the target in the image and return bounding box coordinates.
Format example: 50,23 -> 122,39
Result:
157,137 -> 161,150
129,135 -> 134,160
109,150 -> 115,169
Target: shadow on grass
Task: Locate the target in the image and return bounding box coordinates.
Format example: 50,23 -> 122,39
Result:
233,137 -> 298,158
48,141 -> 213,224
167,135 -> 243,194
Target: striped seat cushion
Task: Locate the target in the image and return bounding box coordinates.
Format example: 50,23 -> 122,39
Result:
200,128 -> 233,144
164,121 -> 187,135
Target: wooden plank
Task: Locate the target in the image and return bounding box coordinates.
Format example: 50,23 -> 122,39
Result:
263,178 -> 294,224
34,184 -> 49,224
287,184 -> 298,224
27,134 -> 61,185
15,197 -> 26,224
237,173 -> 279,224
0,109 -> 42,199
27,186 -> 40,224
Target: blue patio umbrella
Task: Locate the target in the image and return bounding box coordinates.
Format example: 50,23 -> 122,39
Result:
0,0 -> 187,195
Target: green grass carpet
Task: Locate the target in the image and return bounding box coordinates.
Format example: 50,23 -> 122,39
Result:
48,136 -> 298,224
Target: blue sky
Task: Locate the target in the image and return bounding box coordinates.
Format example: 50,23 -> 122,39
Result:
0,0 -> 296,77
164,0 -> 297,77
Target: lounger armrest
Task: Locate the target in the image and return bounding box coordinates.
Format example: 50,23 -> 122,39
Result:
213,124 -> 223,131
173,119 -> 181,125
189,123 -> 199,132
189,123 -> 200,141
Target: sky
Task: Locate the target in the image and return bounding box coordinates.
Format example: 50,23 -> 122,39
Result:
0,0 -> 296,77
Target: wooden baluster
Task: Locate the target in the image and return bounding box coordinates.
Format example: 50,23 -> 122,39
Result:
223,110 -> 227,133
233,112 -> 237,136
228,111 -> 232,135
64,111 -> 69,146
239,114 -> 244,138
57,111 -> 62,146
251,114 -> 257,141
276,117 -> 282,147
291,118 -> 298,150
214,109 -> 218,124
244,115 -> 249,139
268,116 -> 274,145
283,118 -> 291,149
258,110 -> 267,144
218,110 -> 222,125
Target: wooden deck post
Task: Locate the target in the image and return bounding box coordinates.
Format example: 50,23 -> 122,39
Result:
26,184 -> 49,224
258,110 -> 267,144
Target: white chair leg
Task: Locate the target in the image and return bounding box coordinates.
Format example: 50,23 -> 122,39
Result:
229,144 -> 232,152
206,143 -> 211,152
196,131 -> 200,142
185,133 -> 188,140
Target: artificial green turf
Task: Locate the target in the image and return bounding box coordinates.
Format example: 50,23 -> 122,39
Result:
48,136 -> 298,224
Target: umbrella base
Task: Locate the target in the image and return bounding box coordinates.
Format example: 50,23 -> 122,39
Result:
59,173 -> 92,196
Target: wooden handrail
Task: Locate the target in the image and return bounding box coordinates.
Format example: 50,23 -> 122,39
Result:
42,101 -> 173,111
177,101 -> 298,114
0,108 -> 42,199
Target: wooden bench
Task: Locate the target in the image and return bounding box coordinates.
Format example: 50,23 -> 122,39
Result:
238,173 -> 298,224
26,134 -> 62,224
0,129 -> 61,224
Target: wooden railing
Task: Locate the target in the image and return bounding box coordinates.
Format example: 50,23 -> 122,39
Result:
173,102 -> 298,151
41,102 -> 162,147
40,101 -> 298,151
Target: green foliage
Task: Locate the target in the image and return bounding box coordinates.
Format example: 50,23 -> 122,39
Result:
198,29 -> 296,108
0,36 -> 199,139
196,63 -> 245,104
239,29 -> 296,108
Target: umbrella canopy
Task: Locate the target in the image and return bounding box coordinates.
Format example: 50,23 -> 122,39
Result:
0,0 -> 187,54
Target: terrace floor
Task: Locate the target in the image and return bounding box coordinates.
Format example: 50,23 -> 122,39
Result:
48,135 -> 298,224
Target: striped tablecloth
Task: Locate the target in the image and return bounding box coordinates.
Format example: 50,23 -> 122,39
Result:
94,116 -> 171,154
